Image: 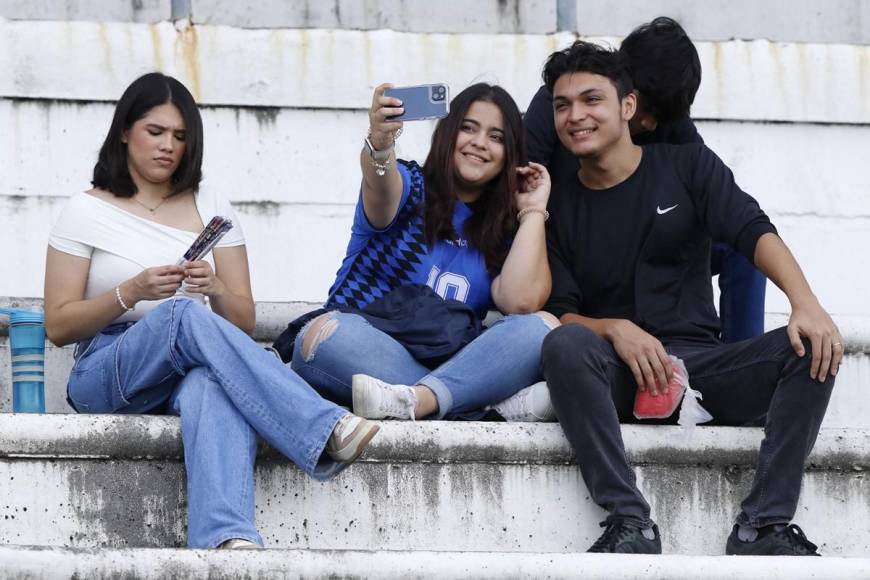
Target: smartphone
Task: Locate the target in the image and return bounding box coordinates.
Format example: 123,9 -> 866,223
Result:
384,84 -> 450,121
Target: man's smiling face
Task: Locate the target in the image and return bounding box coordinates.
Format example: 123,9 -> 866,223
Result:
552,71 -> 634,159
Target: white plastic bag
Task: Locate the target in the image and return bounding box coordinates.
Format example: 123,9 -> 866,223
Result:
675,356 -> 713,439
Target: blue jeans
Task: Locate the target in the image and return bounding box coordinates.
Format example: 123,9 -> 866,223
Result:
291,312 -> 553,419
66,298 -> 348,548
711,243 -> 767,343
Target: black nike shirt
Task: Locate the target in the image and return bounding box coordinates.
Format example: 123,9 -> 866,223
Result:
545,143 -> 777,346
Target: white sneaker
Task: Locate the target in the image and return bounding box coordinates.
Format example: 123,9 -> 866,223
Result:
352,374 -> 418,421
492,381 -> 556,422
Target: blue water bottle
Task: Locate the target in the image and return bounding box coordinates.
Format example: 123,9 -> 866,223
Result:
1,308 -> 46,413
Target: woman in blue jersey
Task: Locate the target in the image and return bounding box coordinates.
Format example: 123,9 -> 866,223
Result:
291,83 -> 558,422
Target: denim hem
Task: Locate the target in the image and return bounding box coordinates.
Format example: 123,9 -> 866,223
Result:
304,408 -> 349,480
205,531 -> 264,550
735,513 -> 792,529
604,513 -> 655,528
418,375 -> 452,419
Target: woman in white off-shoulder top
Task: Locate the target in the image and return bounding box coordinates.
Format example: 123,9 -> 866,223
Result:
43,73 -> 379,549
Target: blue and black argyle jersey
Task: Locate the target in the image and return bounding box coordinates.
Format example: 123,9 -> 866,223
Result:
326,160 -> 495,318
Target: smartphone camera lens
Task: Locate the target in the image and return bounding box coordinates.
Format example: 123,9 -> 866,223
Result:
431,86 -> 446,101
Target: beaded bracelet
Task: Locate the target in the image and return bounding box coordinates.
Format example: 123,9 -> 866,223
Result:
517,207 -> 550,223
115,286 -> 133,312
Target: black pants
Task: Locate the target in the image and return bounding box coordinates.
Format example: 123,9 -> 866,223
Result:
541,324 -> 835,528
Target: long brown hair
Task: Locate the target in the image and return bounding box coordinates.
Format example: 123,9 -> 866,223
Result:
422,83 -> 525,274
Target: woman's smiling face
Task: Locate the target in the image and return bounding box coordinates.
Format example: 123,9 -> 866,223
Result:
452,100 -> 506,201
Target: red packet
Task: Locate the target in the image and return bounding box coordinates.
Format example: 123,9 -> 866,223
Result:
633,356 -> 689,420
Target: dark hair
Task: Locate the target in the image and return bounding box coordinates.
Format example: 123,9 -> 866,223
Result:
92,72 -> 203,197
543,41 -> 633,100
619,16 -> 701,124
422,83 -> 525,274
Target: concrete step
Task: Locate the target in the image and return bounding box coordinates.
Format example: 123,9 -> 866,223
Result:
1,545 -> 869,580
1,415 -> 868,556
2,297 -> 870,428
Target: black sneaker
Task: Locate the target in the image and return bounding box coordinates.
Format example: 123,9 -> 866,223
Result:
587,521 -> 662,554
726,523 -> 821,556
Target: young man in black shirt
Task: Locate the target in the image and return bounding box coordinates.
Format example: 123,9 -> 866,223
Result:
524,17 -> 766,345
540,41 -> 842,555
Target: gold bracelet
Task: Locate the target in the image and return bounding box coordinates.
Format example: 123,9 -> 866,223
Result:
517,207 -> 550,223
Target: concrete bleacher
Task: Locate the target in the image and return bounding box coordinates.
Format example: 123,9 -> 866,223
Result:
3,297 -> 870,424
2,0 -> 869,576
2,297 -> 870,578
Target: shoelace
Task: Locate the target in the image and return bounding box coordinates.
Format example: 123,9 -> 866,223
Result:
589,521 -> 635,552
780,524 -> 819,555
384,386 -> 418,422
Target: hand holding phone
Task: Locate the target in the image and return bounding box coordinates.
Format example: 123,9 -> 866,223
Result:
384,84 -> 450,122
369,84 -> 405,151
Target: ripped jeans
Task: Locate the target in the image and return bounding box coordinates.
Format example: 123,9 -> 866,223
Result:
290,311 -> 555,419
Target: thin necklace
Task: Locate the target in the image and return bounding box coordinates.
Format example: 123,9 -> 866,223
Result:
132,194 -> 170,214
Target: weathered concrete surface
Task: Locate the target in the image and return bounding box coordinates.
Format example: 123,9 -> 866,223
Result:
2,547 -> 869,580
4,101 -> 869,210
2,415 -> 869,467
0,0 -> 172,23
5,192 -> 863,310
2,20 -> 869,123
2,296 -> 869,422
571,0 -> 870,44
1,96 -> 867,310
190,0 -> 557,34
3,343 -> 870,423
2,0 -> 868,43
0,416 -> 868,555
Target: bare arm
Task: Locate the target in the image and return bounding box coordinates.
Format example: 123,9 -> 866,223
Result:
753,232 -> 843,381
360,83 -> 405,229
182,245 -> 255,334
492,163 -> 552,313
44,247 -> 184,346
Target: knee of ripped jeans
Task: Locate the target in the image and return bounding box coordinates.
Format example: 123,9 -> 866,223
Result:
299,312 -> 340,362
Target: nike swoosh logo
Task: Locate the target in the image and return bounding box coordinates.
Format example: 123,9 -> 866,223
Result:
656,204 -> 679,215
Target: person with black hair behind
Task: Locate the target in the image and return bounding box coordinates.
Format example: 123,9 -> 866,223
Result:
524,17 -> 767,345
539,42 -> 841,555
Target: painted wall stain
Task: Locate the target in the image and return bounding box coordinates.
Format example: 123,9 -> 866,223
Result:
97,22 -> 114,77
149,23 -> 164,71
234,200 -> 282,217
251,107 -> 280,127
175,21 -> 201,101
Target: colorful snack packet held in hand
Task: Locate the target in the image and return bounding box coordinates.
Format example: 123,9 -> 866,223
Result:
633,355 -> 689,419
176,216 -> 233,265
